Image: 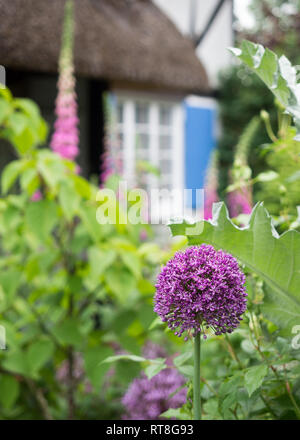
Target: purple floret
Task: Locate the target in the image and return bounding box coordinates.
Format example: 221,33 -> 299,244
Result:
154,244 -> 247,338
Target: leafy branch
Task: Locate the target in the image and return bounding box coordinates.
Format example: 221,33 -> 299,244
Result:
229,40 -> 300,140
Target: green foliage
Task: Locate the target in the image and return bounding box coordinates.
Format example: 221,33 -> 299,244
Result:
255,125 -> 300,219
228,40 -> 300,222
0,88 -> 172,420
217,64 -> 274,194
0,89 -> 48,156
227,116 -> 260,194
230,40 -> 300,139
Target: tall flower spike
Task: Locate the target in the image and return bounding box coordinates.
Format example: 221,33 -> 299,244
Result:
154,245 -> 247,339
100,95 -> 123,186
227,117 -> 260,217
204,150 -> 219,220
50,0 -> 79,162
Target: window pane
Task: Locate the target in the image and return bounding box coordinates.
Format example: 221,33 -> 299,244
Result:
160,159 -> 172,174
159,134 -> 172,150
117,102 -> 124,123
159,105 -> 172,126
117,131 -> 124,150
159,180 -> 172,191
136,133 -> 149,150
135,102 -> 149,124
136,133 -> 149,160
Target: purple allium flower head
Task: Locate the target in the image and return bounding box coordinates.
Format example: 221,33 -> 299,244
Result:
122,366 -> 186,420
154,245 -> 247,339
50,0 -> 79,162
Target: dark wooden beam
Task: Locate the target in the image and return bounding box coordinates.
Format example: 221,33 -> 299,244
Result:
88,79 -> 108,180
193,0 -> 227,48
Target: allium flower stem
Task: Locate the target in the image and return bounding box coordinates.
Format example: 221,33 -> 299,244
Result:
194,333 -> 201,420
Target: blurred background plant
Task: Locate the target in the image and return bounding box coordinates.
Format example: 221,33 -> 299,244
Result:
218,0 -> 300,197
0,84 -> 187,419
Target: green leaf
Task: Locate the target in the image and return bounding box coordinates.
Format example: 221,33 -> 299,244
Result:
287,170 -> 300,183
144,358 -> 166,379
173,351 -> 193,368
177,365 -> 194,378
221,393 -> 238,418
26,339 -> 55,374
244,364 -> 268,397
229,40 -> 300,139
52,318 -> 82,347
87,246 -> 116,280
219,374 -> 242,399
105,267 -> 136,301
37,118 -> 48,143
25,200 -> 57,242
37,151 -> 66,188
137,304 -> 156,331
84,346 -> 113,391
203,399 -> 221,419
0,375 -> 20,409
7,112 -> 28,135
170,202 -> 300,334
254,171 -> 279,183
0,98 -> 12,124
111,310 -> 136,335
14,98 -> 40,121
149,316 -> 164,330
20,168 -> 40,196
58,181 -> 80,221
119,250 -> 141,279
2,351 -> 32,378
160,408 -> 189,420
101,354 -> 146,364
79,203 -> 103,242
0,270 -> 21,308
11,126 -> 36,154
71,174 -> 92,199
1,160 -> 25,194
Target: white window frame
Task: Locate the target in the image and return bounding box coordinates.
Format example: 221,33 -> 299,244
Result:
112,90 -> 185,194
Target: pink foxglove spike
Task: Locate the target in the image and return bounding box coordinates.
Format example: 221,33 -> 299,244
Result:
50,0 -> 79,162
228,188 -> 252,217
204,150 -> 219,220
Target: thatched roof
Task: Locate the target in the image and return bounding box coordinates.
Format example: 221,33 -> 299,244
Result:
0,0 -> 209,94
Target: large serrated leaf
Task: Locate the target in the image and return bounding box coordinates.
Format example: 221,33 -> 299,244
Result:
170,202 -> 300,334
229,40 -> 300,139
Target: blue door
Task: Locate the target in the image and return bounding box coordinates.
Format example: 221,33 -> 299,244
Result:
184,101 -> 217,208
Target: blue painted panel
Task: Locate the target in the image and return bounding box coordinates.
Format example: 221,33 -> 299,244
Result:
184,104 -> 216,208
